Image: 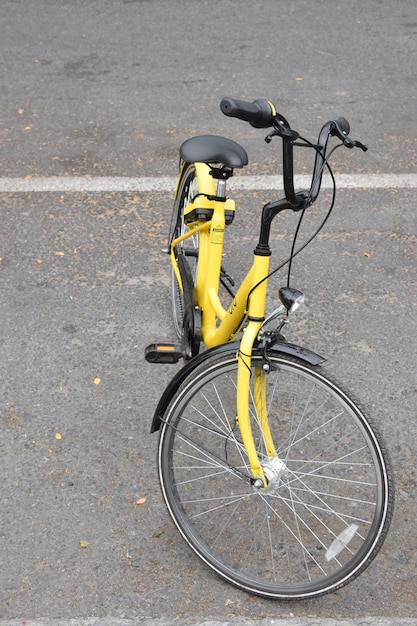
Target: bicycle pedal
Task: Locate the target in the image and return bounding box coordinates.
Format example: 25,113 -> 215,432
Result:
145,342 -> 183,364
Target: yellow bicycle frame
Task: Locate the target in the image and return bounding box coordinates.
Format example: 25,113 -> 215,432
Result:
170,161 -> 278,485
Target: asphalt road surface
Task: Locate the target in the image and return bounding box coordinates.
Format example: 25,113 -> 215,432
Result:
1,1 -> 416,623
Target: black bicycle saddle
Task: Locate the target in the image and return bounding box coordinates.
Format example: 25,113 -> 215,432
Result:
180,135 -> 248,169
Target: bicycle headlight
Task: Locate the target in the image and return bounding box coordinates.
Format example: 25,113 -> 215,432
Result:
279,287 -> 305,313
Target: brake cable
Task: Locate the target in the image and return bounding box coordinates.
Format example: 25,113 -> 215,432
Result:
246,140 -> 343,308
284,139 -> 344,288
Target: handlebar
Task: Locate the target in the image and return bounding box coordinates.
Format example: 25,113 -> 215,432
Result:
220,97 -> 276,129
220,96 -> 367,211
221,96 -> 299,139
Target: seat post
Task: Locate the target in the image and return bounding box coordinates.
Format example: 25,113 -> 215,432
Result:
216,179 -> 227,198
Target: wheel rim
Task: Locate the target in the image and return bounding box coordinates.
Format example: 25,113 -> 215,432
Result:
170,165 -> 199,338
159,353 -> 391,598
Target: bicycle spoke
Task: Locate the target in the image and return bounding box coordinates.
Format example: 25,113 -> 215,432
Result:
159,351 -> 393,598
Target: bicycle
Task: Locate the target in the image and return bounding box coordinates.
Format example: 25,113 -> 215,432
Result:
145,97 -> 394,599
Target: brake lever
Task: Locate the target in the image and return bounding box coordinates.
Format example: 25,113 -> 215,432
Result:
265,112 -> 300,143
340,137 -> 368,151
353,140 -> 368,152
265,126 -> 299,143
330,118 -> 368,152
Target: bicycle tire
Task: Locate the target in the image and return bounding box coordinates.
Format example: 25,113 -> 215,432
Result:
158,348 -> 394,599
169,163 -> 200,339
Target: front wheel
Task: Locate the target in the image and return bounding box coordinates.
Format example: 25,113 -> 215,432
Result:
158,349 -> 394,599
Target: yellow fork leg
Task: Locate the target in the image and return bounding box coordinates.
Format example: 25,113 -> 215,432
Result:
253,366 -> 277,458
236,321 -> 268,486
235,251 -> 276,486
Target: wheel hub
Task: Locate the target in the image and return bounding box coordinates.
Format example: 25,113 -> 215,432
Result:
260,456 -> 289,493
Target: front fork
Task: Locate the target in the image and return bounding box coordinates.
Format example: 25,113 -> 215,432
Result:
236,255 -> 278,488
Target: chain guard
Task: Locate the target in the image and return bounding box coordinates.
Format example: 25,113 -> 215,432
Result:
177,253 -> 201,359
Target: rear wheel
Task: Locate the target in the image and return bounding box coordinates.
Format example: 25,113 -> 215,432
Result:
158,349 -> 394,599
169,163 -> 200,339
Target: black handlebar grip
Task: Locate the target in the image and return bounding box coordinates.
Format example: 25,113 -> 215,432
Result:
220,97 -> 276,128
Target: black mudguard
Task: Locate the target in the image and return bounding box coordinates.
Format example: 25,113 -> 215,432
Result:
150,339 -> 325,433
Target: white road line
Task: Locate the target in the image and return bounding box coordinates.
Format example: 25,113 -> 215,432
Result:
0,618 -> 416,626
0,174 -> 416,193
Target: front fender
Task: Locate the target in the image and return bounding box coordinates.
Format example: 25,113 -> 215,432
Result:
150,339 -> 325,433
150,342 -> 238,433
268,338 -> 325,366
